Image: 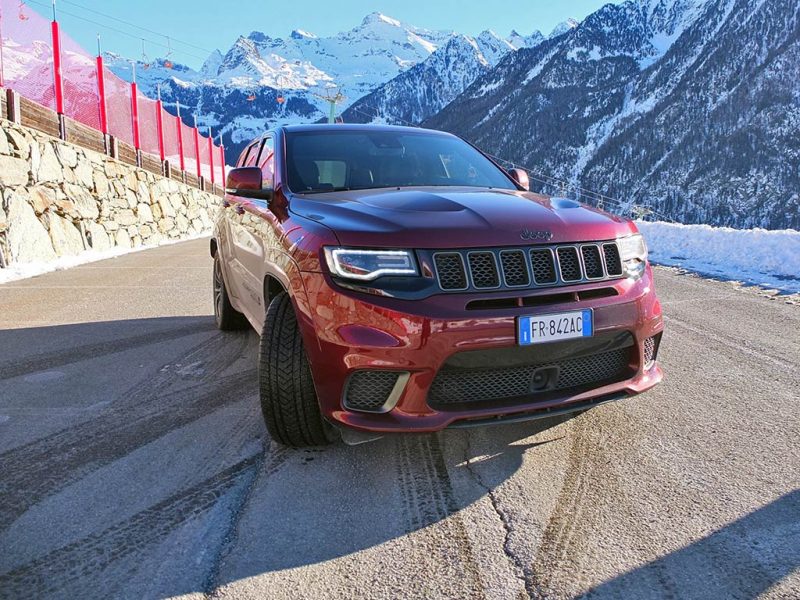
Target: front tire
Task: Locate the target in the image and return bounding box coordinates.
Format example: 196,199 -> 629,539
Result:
213,254 -> 248,331
259,292 -> 333,447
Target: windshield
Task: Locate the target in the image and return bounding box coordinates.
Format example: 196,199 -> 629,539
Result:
284,130 -> 517,193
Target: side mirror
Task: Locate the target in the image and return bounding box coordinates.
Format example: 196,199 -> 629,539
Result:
507,168 -> 530,191
225,167 -> 273,200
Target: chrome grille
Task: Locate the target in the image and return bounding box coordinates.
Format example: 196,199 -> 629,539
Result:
430,241 -> 626,293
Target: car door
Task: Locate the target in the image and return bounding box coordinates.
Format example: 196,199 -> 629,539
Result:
224,139 -> 264,309
235,136 -> 278,322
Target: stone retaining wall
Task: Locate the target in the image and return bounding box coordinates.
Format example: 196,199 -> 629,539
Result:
0,119 -> 219,267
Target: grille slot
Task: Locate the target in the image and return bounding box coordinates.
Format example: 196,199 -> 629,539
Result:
467,252 -> 500,288
344,370 -> 402,413
557,247 -> 582,282
429,348 -> 632,408
500,250 -> 530,287
434,253 -> 468,290
603,243 -> 623,276
581,245 -> 604,279
530,249 -> 557,284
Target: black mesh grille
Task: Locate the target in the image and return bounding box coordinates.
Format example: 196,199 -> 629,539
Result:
468,252 -> 500,288
429,348 -> 631,408
432,242 -> 624,291
435,253 -> 467,290
603,243 -> 623,276
581,245 -> 604,279
344,371 -> 400,412
500,250 -> 530,287
530,249 -> 557,284
557,247 -> 582,282
643,336 -> 656,365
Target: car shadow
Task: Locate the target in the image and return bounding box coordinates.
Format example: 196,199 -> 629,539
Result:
582,489 -> 800,599
212,419 -> 568,577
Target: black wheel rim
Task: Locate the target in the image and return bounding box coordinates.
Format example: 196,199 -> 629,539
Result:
213,259 -> 224,320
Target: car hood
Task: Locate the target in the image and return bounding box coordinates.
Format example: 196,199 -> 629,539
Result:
289,187 -> 637,248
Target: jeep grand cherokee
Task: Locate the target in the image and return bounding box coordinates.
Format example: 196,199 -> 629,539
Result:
211,124 -> 663,446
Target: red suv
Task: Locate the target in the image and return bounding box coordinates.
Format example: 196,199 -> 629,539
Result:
212,124 -> 663,446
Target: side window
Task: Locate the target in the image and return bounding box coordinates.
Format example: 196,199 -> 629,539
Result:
245,140 -> 263,167
239,142 -> 258,167
258,138 -> 275,189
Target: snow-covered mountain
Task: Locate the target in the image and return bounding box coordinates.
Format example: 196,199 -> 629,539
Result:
340,31 -> 541,126
426,0 -> 800,230
102,12 -> 543,159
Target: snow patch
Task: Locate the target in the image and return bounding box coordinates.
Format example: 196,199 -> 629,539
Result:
637,221 -> 800,293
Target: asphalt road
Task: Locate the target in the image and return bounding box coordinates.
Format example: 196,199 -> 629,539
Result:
0,238 -> 798,600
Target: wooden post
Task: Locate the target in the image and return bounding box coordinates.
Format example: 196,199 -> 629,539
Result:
6,89 -> 20,124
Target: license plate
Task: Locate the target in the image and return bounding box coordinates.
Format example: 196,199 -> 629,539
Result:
518,309 -> 593,345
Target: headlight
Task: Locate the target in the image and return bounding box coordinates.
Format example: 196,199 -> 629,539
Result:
617,234 -> 648,279
324,248 -> 419,281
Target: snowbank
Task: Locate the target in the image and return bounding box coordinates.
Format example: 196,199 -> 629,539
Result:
0,233 -> 210,285
637,221 -> 800,294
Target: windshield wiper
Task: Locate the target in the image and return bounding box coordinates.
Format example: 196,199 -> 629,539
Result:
300,186 -> 352,194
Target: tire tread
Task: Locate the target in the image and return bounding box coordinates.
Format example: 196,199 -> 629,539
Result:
259,292 -> 329,447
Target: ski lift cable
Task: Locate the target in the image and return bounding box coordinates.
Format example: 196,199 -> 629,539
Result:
24,0 -> 211,63
58,0 -> 217,56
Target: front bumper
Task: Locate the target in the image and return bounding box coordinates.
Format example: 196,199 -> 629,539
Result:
297,264 -> 663,434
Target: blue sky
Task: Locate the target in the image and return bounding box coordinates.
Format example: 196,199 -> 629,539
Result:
33,0 -> 616,68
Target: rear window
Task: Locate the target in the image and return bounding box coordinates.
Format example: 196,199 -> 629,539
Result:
285,130 -> 516,193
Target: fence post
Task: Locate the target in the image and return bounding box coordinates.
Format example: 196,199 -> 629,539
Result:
175,114 -> 185,172
96,56 -> 108,134
130,82 -> 140,150
51,20 -> 64,114
208,131 -> 215,185
193,123 -> 201,178
156,100 -> 165,162
219,144 -> 226,185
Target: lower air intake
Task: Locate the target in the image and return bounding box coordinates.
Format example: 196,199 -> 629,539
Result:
343,370 -> 404,413
643,335 -> 660,367
428,347 -> 632,409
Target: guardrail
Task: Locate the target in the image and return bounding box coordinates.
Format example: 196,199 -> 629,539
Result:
0,0 -> 225,195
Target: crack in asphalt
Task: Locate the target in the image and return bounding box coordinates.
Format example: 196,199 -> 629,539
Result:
204,443 -> 290,598
462,436 -> 538,600
203,446 -> 267,597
